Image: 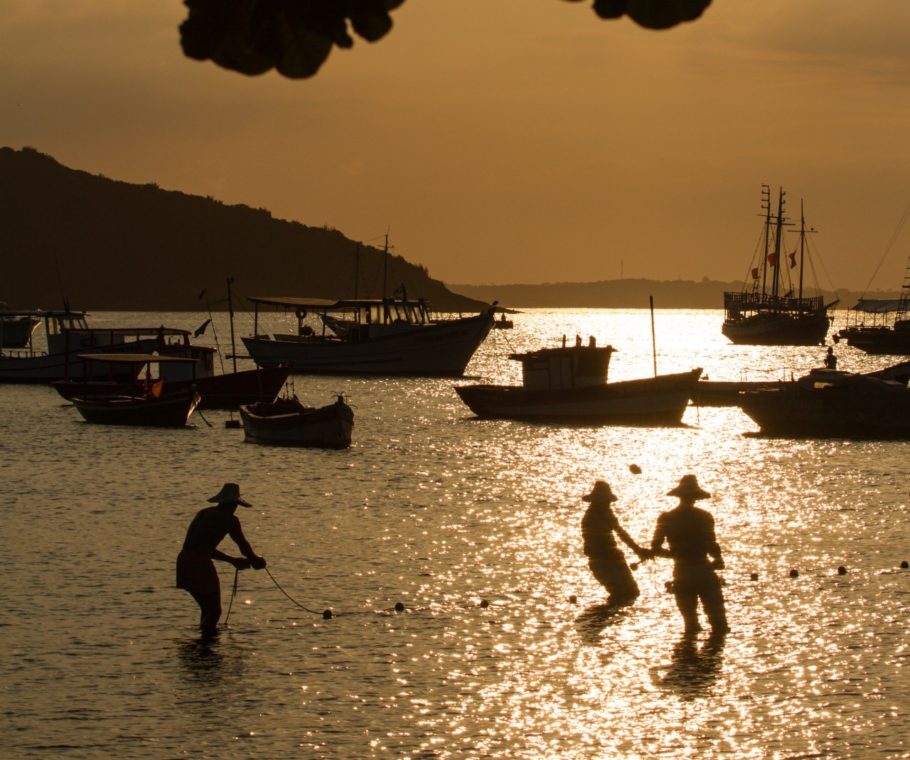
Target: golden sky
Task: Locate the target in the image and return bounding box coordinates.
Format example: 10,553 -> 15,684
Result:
2,1 -> 910,288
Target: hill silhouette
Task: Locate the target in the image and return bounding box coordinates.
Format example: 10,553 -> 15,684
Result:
0,147 -> 487,312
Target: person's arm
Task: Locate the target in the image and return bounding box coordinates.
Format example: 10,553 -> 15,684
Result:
705,513 -> 724,569
613,518 -> 651,559
228,518 -> 267,569
650,514 -> 672,559
211,548 -> 250,568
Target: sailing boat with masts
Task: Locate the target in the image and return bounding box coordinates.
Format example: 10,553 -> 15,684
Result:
722,185 -> 835,345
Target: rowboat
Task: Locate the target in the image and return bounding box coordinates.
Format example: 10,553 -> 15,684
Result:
239,394 -> 354,448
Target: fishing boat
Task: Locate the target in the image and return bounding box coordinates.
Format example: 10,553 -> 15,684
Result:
239,394 -> 354,448
493,312 -> 514,330
70,354 -> 201,427
739,367 -> 910,439
836,251 -> 910,355
455,337 -> 702,425
722,186 -> 836,345
242,296 -> 495,376
0,310 -> 194,383
0,304 -> 40,348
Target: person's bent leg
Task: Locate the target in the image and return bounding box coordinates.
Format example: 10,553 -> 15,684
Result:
674,587 -> 701,633
191,591 -> 222,640
701,579 -> 729,634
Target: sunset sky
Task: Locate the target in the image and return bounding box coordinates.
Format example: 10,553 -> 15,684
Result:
3,1 -> 910,289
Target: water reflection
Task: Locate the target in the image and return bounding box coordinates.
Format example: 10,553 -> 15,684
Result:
574,602 -> 633,646
653,632 -> 726,699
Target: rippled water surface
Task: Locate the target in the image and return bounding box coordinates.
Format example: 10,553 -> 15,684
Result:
1,309 -> 909,758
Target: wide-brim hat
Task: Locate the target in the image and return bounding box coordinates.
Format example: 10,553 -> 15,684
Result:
582,480 -> 618,504
667,474 -> 710,500
208,482 -> 252,507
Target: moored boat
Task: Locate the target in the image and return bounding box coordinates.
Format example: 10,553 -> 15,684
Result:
0,305 -> 40,348
722,186 -> 836,346
455,338 -> 702,425
739,367 -> 910,438
70,354 -> 201,427
242,296 -> 495,376
239,394 -> 354,448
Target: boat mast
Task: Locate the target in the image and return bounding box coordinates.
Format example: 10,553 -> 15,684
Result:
354,242 -> 361,299
382,233 -> 389,300
760,184 -> 771,296
771,187 -> 786,299
798,200 -> 806,300
227,276 -> 237,374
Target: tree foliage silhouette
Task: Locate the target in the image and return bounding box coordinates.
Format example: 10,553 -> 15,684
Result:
180,0 -> 713,79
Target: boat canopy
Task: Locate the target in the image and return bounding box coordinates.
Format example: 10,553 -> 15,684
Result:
0,309 -> 89,318
77,353 -> 200,364
248,296 -> 355,311
848,299 -> 903,313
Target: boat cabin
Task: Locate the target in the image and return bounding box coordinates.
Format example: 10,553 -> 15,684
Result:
510,337 -> 614,390
78,352 -> 199,391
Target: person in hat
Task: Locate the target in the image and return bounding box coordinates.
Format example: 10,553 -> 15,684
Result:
176,483 -> 267,641
649,475 -> 729,636
581,480 -> 650,606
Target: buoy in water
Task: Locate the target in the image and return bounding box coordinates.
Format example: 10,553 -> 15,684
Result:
322,609 -> 333,619
749,572 -> 759,581
568,595 -> 577,604
837,566 -> 847,575
789,569 -> 799,578
901,560 -> 909,569
629,464 -> 642,475
394,601 -> 405,612
479,599 -> 490,608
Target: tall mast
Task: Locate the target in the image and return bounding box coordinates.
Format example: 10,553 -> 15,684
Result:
798,200 -> 806,300
354,242 -> 361,299
760,184 -> 771,295
382,233 -> 389,300
226,276 -> 237,374
771,187 -> 786,299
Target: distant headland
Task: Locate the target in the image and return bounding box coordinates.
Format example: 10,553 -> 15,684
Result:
0,147 -> 893,312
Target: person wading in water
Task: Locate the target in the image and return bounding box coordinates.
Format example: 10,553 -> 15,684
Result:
176,483 -> 267,641
649,474 -> 729,636
581,480 -> 650,606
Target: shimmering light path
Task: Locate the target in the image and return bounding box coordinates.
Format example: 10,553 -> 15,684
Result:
1,309 -> 908,757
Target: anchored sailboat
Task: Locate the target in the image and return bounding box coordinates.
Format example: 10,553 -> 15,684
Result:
722,185 -> 835,345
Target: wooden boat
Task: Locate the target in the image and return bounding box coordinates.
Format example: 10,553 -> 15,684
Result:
455,338 -> 702,425
739,367 -> 910,438
837,250 -> 910,354
0,305 -> 40,348
239,394 -> 354,448
0,310 -> 194,383
722,186 -> 835,346
242,296 -> 495,376
694,379 -> 789,406
52,345 -> 289,409
70,354 -> 201,427
493,312 -> 514,330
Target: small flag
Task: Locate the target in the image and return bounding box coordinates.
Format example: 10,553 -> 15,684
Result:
194,318 -> 211,337
788,251 -> 797,268
767,253 -> 778,267
751,267 -> 759,280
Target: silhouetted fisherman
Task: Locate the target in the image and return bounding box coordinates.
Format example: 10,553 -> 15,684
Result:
176,483 -> 266,641
581,480 -> 650,606
824,346 -> 837,370
650,475 -> 728,636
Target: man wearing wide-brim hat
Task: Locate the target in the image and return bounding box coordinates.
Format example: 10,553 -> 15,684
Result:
649,475 -> 729,636
176,483 -> 267,642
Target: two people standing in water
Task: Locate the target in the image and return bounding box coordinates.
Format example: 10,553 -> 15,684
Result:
580,474 -> 728,636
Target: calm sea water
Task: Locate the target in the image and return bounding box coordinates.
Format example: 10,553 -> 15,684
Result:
1,309 -> 908,759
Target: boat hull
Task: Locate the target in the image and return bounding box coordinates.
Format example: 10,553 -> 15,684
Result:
836,326 -> 910,355
239,397 -> 354,448
740,375 -> 910,439
721,311 -> 830,346
455,369 -> 702,425
72,389 -> 200,427
0,338 -> 161,383
242,311 -> 494,376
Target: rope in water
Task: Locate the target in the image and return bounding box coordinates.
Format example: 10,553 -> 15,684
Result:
223,566 -> 239,626
265,567 -> 327,616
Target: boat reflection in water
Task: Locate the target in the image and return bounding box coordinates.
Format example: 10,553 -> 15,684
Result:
455,336 -> 702,425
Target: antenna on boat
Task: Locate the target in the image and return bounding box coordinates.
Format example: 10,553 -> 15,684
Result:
382,231 -> 390,299
649,295 -> 658,377
227,276 -> 237,374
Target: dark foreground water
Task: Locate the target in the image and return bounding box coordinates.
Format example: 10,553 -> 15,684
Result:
1,309 -> 908,758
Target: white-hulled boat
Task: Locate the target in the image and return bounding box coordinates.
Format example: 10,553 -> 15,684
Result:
455,338 -> 702,425
0,310 -> 195,383
241,296 -> 495,376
